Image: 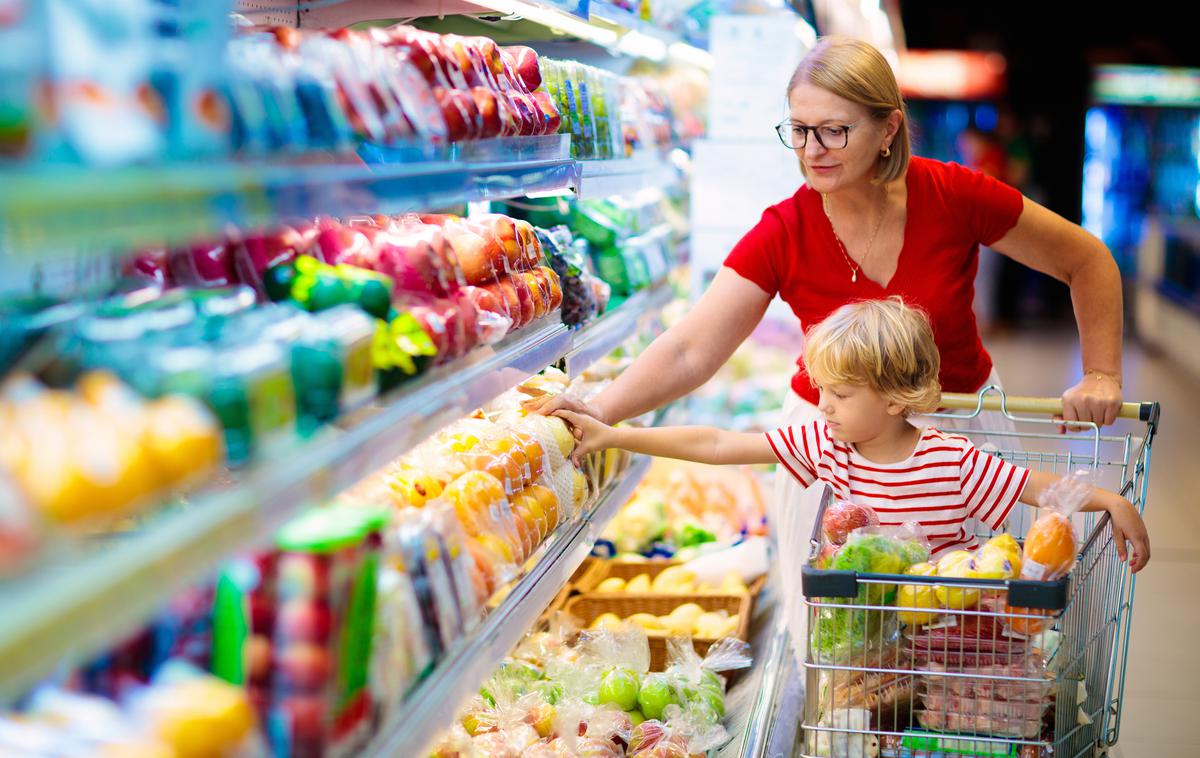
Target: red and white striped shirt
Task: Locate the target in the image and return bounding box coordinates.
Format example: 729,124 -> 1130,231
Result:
767,421 -> 1030,557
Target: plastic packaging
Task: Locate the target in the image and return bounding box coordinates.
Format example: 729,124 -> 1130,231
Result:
821,500 -> 880,546
1020,470 -> 1089,582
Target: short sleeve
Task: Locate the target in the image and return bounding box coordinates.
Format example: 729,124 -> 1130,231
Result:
765,421 -> 826,488
959,443 -> 1030,531
945,162 -> 1025,246
723,206 -> 789,297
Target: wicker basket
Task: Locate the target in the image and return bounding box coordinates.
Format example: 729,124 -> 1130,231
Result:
563,593 -> 751,671
568,556 -> 608,592
578,558 -> 768,597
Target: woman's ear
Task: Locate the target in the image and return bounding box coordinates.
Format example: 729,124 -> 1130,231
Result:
883,109 -> 903,148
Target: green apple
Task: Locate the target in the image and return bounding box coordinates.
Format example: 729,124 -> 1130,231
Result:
636,673 -> 676,720
627,709 -> 646,727
598,668 -> 640,711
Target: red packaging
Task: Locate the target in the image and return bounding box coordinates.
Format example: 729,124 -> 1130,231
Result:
233,225 -> 313,299
168,239 -> 236,287
126,249 -> 174,286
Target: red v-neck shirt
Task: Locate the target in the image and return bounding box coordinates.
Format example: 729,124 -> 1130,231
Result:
724,156 -> 1025,405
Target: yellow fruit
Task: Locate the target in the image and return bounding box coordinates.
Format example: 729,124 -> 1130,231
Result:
144,396 -> 222,488
572,471 -> 588,507
721,615 -> 741,637
897,562 -> 941,626
666,603 -> 705,632
625,574 -> 652,594
545,416 -> 576,457
974,546 -> 1019,580
626,613 -> 663,631
589,613 -> 623,631
596,577 -> 627,593
525,484 -> 560,531
935,551 -> 981,611
694,611 -> 729,638
719,572 -> 749,594
983,533 -> 1023,576
651,566 -> 696,594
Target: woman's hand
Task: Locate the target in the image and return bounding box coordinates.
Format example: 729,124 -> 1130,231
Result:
1105,496 -> 1150,573
522,393 -> 609,425
553,409 -> 615,466
1061,371 -> 1122,427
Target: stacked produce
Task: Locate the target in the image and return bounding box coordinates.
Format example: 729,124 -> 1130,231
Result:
433,625 -> 751,757
596,459 -> 767,559
0,666 -> 261,757
2,3 -> 682,165
0,371 -> 222,564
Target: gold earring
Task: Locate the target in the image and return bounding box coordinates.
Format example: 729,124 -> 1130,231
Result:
881,146 -> 891,158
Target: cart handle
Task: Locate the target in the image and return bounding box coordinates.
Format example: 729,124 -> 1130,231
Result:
940,392 -> 1158,423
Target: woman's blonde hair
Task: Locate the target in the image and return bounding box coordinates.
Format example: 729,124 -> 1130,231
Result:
788,36 -> 911,184
803,297 -> 941,415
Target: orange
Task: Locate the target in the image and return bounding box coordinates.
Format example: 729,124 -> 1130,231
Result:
1020,512 -> 1076,581
525,484 -> 560,531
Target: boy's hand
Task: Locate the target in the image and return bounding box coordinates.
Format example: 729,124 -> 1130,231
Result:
1107,497 -> 1150,573
553,409 -> 614,467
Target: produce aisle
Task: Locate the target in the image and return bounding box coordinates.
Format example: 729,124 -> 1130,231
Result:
0,2 -> 793,757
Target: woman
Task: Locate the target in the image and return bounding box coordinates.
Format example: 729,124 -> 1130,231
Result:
530,36 -> 1125,655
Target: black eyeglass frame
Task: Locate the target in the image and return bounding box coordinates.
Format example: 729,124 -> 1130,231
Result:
774,119 -> 863,150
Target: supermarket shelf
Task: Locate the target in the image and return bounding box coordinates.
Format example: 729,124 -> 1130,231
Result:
239,0 -> 713,69
562,281 -> 674,377
716,581 -> 803,758
579,154 -> 681,198
365,452 -> 653,758
0,281 -> 678,701
0,140 -> 578,257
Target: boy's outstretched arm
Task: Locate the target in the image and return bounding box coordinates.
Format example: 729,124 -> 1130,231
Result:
1019,469 -> 1150,572
553,410 -> 777,467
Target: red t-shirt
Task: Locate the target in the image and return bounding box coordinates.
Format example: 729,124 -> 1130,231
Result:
724,156 -> 1024,404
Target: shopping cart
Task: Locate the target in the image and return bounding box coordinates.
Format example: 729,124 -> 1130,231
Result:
798,386 -> 1159,758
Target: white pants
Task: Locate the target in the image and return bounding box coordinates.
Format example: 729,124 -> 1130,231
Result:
769,369 -> 1018,666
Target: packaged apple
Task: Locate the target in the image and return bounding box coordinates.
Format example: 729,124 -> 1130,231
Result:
266,504 -> 384,756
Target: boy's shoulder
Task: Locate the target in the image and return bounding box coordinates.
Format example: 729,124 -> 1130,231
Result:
921,426 -> 974,449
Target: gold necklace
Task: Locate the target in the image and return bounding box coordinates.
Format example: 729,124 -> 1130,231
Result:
822,188 -> 887,283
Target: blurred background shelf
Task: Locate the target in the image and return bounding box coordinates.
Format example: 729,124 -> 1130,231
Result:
0,279 -> 678,702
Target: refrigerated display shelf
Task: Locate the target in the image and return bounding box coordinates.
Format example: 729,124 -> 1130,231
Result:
0,283 -> 674,702
365,452 -> 653,758
580,153 -> 682,199
717,611 -> 801,758
562,281 -> 674,377
235,0 -> 713,69
0,136 -> 679,258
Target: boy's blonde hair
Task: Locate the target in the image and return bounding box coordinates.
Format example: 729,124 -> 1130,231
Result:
788,36 -> 911,185
803,297 -> 941,415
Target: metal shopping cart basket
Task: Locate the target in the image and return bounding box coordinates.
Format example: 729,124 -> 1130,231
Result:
798,386 -> 1159,758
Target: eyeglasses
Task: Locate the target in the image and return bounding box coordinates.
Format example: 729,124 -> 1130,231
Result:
774,119 -> 861,150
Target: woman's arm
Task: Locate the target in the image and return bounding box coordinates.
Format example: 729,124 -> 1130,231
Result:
1019,469 -> 1149,572
553,410 -> 777,467
526,268 -> 772,424
991,197 -> 1124,426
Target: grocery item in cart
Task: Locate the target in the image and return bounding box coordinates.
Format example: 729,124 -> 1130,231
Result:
879,732 -> 1054,757
1020,471 -> 1089,582
821,500 -> 880,546
916,708 -> 1043,740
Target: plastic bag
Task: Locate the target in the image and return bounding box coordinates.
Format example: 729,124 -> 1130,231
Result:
1020,470 -> 1089,582
821,500 -> 880,546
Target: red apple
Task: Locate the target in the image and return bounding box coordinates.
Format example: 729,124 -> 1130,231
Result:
434,86 -> 471,142
234,226 -> 304,296
278,600 -> 334,643
470,87 -> 502,138
508,274 -> 536,325
821,501 -> 879,546
531,90 -> 562,135
246,634 -> 273,684
168,239 -> 235,287
521,272 -> 550,319
533,267 -> 563,311
279,642 -> 332,690
279,694 -> 327,744
410,304 -> 452,358
504,46 -> 543,92
126,249 -> 172,285
482,279 -> 521,328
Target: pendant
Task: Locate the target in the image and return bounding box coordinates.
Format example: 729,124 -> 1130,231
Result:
851,270 -> 857,283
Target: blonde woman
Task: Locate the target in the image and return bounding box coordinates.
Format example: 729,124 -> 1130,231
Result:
529,36 -> 1127,658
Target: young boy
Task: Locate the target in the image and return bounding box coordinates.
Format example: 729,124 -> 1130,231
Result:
556,298 -> 1149,571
